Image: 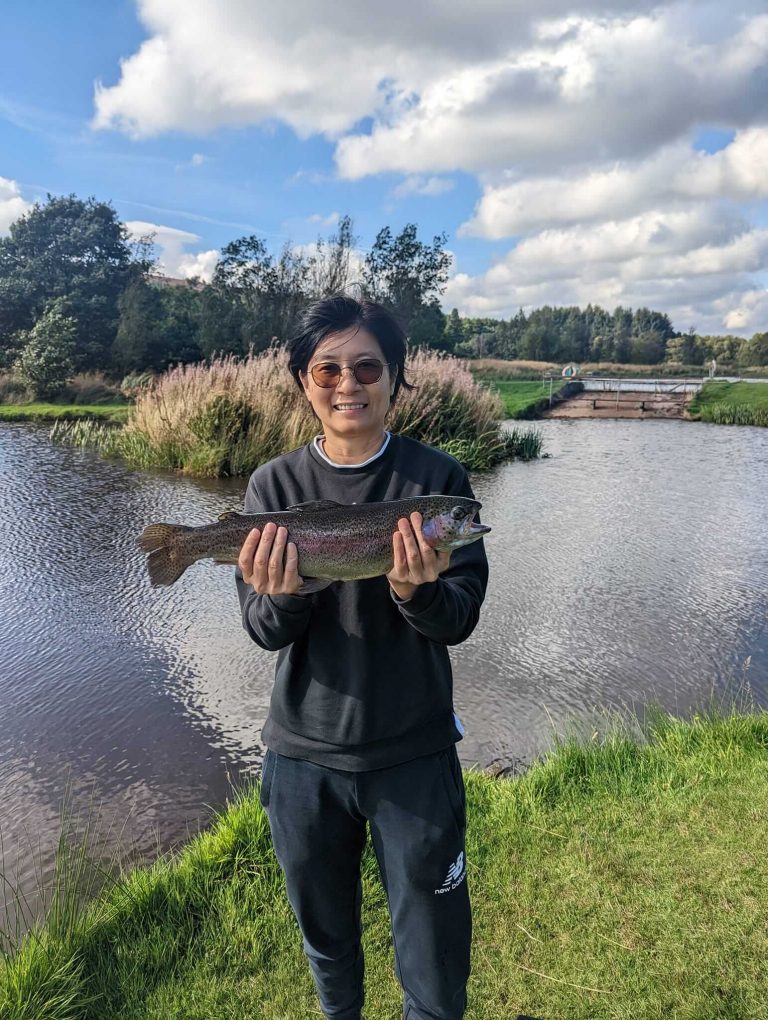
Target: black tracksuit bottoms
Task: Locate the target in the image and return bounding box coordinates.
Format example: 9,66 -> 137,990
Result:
259,745 -> 471,1020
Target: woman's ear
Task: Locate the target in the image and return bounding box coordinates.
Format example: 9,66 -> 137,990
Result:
299,370 -> 311,399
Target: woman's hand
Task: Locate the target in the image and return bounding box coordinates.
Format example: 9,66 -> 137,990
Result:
239,523 -> 304,596
386,512 -> 451,601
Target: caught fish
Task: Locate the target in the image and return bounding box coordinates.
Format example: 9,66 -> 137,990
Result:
138,495 -> 490,590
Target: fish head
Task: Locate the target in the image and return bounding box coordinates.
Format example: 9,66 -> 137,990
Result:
419,495 -> 491,551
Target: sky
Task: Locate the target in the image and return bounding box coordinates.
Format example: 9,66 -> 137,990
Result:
1,0 -> 767,336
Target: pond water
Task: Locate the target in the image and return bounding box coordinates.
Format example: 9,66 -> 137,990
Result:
1,419 -> 766,932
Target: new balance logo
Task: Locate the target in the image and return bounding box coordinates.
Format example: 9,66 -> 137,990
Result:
434,851 -> 466,894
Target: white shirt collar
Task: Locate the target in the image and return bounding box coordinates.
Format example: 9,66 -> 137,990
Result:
313,431 -> 391,468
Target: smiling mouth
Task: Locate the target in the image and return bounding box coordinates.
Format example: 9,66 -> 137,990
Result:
333,403 -> 367,411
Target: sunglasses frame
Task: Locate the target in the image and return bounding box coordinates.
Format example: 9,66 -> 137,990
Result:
309,358 -> 392,388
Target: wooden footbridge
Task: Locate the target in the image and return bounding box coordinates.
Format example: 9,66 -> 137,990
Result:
545,377 -> 703,420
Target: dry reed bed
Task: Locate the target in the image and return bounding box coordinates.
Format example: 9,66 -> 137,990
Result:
113,348 -> 520,475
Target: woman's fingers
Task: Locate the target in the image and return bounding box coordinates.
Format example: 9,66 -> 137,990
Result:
391,531 -> 407,577
239,523 -> 299,594
268,526 -> 288,585
283,541 -> 302,592
238,528 -> 261,582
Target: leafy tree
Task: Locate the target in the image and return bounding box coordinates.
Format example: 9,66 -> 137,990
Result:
744,332 -> 768,367
666,330 -> 704,365
308,215 -> 358,296
113,277 -> 163,375
409,300 -> 447,349
198,285 -> 252,359
14,299 -> 77,399
154,284 -> 203,367
0,195 -> 146,371
442,308 -> 465,353
212,236 -> 311,346
630,330 -> 665,364
362,223 -> 452,335
519,310 -> 559,361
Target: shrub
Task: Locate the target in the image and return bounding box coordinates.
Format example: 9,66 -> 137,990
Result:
14,302 -> 77,400
0,372 -> 30,405
61,372 -> 126,405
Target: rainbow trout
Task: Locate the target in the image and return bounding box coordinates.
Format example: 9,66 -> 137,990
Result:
138,495 -> 490,590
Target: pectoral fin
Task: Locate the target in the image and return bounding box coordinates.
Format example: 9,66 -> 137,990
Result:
297,577 -> 334,595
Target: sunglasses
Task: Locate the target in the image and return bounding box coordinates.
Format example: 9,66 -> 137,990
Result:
309,358 -> 392,388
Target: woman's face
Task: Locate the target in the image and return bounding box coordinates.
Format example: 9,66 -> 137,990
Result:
299,327 -> 396,443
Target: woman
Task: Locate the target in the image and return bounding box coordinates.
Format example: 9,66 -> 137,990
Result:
236,295 -> 488,1020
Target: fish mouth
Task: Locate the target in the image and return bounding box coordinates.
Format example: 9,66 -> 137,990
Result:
469,521 -> 491,536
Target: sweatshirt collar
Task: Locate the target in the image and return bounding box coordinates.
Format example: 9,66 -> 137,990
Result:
310,431 -> 392,471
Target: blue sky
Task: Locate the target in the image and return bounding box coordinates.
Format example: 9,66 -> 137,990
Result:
2,0 -> 767,335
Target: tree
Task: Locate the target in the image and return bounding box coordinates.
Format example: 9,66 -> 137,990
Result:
409,300 -> 447,349
308,215 -> 358,297
442,308 -> 465,353
113,277 -> 163,376
630,330 -> 665,364
212,236 -> 311,346
0,195 -> 146,372
154,284 -> 203,367
666,329 -> 704,365
744,332 -> 768,367
362,223 -> 452,335
14,299 -> 77,399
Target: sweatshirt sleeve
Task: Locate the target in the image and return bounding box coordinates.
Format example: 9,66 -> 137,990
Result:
391,465 -> 489,646
235,475 -> 313,652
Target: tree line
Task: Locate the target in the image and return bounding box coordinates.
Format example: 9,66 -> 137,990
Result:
0,194 -> 766,398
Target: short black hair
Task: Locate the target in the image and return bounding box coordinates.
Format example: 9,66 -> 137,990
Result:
286,295 -> 414,404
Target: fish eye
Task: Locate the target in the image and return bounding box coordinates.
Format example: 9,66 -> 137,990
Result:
451,506 -> 467,521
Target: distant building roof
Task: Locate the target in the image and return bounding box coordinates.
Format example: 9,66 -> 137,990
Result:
148,274 -> 206,291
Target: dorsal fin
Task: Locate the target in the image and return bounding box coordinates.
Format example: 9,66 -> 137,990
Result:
285,500 -> 345,512
218,510 -> 243,521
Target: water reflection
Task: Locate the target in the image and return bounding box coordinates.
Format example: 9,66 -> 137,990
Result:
0,419 -> 766,930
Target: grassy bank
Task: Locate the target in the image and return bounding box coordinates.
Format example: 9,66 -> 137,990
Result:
484,379 -> 565,419
688,381 -> 768,426
2,709 -> 767,1019
0,403 -> 130,423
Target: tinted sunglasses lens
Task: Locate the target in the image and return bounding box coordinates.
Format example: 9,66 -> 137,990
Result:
354,360 -> 384,384
311,363 -> 341,387
310,360 -> 386,386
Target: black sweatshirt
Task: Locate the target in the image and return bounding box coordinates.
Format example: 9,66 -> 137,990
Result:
235,434 -> 489,770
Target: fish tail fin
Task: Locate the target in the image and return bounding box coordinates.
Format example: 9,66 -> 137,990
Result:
137,523 -> 190,553
137,523 -> 194,587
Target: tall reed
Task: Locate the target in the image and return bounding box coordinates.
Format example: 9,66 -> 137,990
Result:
61,348 -> 541,475
699,403 -> 768,427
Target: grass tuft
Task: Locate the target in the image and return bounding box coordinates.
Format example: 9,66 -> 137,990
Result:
2,707 -> 768,1018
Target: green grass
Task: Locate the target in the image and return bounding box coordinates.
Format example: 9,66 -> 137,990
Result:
0,403 -> 130,423
485,380 -> 565,418
2,708 -> 768,1019
688,382 -> 768,426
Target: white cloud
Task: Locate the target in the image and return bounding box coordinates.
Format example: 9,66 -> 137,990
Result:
723,290 -> 768,333
307,211 -> 340,227
392,176 -> 455,199
444,204 -> 768,334
0,177 -> 33,234
335,10 -> 768,179
462,128 -> 768,238
178,249 -> 218,281
125,220 -> 218,281
97,2 -> 768,335
190,152 -> 207,166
